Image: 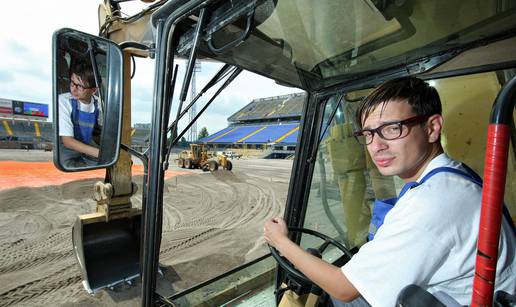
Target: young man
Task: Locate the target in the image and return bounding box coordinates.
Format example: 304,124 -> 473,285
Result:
264,77 -> 516,306
58,62 -> 101,168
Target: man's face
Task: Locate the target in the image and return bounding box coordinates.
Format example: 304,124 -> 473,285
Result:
70,73 -> 96,102
362,99 -> 436,182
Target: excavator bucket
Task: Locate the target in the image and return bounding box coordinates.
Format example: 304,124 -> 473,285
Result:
72,212 -> 141,293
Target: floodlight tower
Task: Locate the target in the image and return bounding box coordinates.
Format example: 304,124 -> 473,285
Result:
189,61 -> 201,142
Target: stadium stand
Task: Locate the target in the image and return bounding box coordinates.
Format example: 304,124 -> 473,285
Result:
228,92 -> 304,124
1,92 -> 306,159
199,92 -> 306,159
131,123 -> 151,151
0,119 -> 53,149
0,117 -> 150,151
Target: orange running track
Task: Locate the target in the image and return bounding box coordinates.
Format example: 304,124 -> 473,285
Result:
0,161 -> 188,191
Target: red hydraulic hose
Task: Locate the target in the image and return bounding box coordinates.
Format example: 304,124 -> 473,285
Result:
471,124 -> 511,306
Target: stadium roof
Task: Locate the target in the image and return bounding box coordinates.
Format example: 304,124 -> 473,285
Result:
228,92 -> 305,124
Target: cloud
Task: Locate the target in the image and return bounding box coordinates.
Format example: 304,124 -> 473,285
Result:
0,1 -> 101,120
170,70 -> 302,134
0,71 -> 14,83
0,37 -> 49,82
6,39 -> 32,55
0,1 -> 303,139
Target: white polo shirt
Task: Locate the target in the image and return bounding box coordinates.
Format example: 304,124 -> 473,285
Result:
58,93 -> 98,137
341,153 -> 516,306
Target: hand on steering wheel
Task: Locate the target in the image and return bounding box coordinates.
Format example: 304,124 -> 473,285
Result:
268,227 -> 353,285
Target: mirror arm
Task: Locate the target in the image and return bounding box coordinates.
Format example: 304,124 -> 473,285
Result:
119,42 -> 155,59
171,67 -> 242,147
121,143 -> 148,166
119,41 -> 151,51
121,143 -> 149,208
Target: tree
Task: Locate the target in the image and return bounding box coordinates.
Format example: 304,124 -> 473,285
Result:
180,136 -> 188,148
198,127 -> 209,140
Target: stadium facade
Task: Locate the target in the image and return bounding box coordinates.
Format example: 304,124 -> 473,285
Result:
199,92 -> 305,159
0,98 -> 52,149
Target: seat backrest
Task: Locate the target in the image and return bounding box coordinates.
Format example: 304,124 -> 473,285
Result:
495,290 -> 516,307
396,285 -> 451,307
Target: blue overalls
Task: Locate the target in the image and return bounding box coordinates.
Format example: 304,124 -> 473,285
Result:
59,97 -> 99,168
368,164 -> 516,241
71,97 -> 99,144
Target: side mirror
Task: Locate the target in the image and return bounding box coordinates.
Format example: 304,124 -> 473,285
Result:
52,28 -> 124,171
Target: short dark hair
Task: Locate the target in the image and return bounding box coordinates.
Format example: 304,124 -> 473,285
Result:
70,61 -> 96,88
356,77 -> 441,127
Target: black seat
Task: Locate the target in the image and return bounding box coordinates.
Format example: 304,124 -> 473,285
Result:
495,290 -> 516,307
396,285 -> 447,307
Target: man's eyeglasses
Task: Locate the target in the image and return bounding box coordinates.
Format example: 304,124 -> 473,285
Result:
353,115 -> 430,145
70,79 -> 94,91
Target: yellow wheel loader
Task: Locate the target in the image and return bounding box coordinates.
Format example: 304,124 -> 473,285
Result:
176,144 -> 232,171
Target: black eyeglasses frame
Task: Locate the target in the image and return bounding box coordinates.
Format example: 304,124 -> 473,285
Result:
353,115 -> 431,145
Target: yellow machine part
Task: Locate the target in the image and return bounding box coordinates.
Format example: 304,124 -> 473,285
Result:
278,284 -> 319,307
325,123 -> 370,247
72,53 -> 142,293
73,209 -> 141,292
326,123 -> 365,173
2,120 -> 13,136
325,116 -> 399,247
34,122 -> 41,137
436,72 -> 515,211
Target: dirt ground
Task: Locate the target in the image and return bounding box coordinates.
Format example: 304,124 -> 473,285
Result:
0,149 -> 292,306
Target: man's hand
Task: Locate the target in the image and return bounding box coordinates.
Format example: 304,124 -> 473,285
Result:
263,217 -> 289,248
62,136 -> 99,158
262,217 -> 360,302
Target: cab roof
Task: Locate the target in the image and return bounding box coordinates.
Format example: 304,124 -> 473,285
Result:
170,0 -> 516,91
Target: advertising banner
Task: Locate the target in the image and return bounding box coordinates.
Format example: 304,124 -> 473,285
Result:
12,100 -> 24,115
23,102 -> 49,117
12,100 -> 49,118
0,98 -> 12,115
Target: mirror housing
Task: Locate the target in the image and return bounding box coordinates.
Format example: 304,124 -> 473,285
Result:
52,28 -> 124,171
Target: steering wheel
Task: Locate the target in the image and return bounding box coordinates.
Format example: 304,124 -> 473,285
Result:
268,227 -> 354,285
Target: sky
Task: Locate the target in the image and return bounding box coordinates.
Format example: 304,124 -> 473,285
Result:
0,1 -> 301,136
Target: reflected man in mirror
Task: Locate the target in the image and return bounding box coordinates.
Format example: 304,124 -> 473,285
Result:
264,77 -> 516,306
59,62 -> 101,168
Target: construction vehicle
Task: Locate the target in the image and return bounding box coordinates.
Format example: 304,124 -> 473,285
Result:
51,1 -> 516,306
176,143 -> 232,171
223,150 -> 242,159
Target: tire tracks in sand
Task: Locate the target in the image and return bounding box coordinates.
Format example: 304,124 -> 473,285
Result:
0,162 -> 290,306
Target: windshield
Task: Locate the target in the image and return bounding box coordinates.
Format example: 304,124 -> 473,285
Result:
200,0 -> 516,89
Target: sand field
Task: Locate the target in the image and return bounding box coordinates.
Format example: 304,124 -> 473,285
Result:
0,149 -> 292,306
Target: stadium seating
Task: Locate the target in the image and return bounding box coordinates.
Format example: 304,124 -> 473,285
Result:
1,92 -> 305,158
196,92 -> 304,159
199,123 -> 299,145
228,93 -> 304,123
0,118 -> 150,149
